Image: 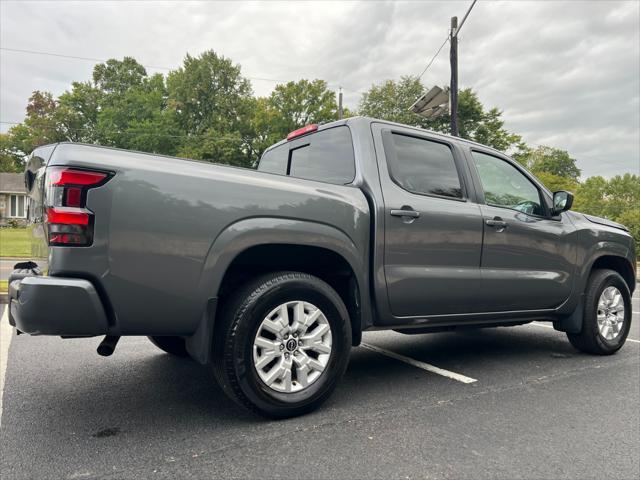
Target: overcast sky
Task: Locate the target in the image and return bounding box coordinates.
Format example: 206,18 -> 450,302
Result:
1,0 -> 638,177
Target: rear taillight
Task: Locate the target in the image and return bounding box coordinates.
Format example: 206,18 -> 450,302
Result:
45,167 -> 111,246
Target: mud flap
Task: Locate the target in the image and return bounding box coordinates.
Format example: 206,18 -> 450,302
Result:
553,294 -> 584,334
185,298 -> 218,364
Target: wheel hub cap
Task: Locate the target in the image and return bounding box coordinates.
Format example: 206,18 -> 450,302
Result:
253,301 -> 333,393
596,286 -> 625,341
285,338 -> 298,352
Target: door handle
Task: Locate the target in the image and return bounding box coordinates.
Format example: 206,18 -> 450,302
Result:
486,217 -> 507,230
390,209 -> 420,218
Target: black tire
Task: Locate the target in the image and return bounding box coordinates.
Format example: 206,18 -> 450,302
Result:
212,271 -> 352,418
147,336 -> 190,358
566,269 -> 632,355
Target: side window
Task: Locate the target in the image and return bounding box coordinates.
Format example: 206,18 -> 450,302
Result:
384,133 -> 463,199
472,151 -> 544,216
258,144 -> 288,175
289,126 -> 355,184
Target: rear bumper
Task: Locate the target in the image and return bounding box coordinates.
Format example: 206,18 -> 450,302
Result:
8,267 -> 109,336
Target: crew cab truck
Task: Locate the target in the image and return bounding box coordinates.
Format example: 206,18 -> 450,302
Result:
8,117 -> 636,418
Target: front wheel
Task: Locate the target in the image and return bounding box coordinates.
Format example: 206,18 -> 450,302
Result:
566,269 -> 632,355
212,271 -> 352,418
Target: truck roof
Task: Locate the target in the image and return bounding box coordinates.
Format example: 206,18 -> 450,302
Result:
265,116 -> 509,159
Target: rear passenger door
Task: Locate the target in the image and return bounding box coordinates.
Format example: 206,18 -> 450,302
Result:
375,126 -> 484,317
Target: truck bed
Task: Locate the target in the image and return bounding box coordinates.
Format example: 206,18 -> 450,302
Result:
23,143 -> 370,336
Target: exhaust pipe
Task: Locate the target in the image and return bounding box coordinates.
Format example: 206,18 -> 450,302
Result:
97,335 -> 120,357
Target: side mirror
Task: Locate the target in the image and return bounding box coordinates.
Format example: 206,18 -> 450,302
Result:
552,190 -> 574,216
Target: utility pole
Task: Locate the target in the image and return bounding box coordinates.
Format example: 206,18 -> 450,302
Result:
338,87 -> 344,120
449,16 -> 459,137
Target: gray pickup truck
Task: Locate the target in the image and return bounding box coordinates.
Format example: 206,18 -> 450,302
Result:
8,117 -> 636,417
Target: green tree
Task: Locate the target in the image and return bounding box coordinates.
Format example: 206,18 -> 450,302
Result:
514,145 -> 581,193
357,77 -> 521,152
93,57 -> 147,95
0,133 -> 24,172
572,174 -> 640,244
515,145 -> 581,182
167,50 -> 254,165
268,79 -> 339,134
5,91 -> 68,158
167,50 -> 253,135
572,176 -> 608,216
358,76 -> 426,128
533,171 -> 578,193
245,97 -> 283,166
471,106 -> 521,153
605,173 -> 640,219
616,208 -> 640,245
96,72 -> 180,154
56,81 -> 103,142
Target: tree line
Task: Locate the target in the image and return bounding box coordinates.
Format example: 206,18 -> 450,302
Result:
1,50 -> 637,242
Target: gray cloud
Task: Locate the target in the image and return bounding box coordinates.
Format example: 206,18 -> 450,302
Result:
1,0 -> 638,177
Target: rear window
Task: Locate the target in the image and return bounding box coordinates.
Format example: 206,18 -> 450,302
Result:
258,126 -> 355,185
259,144 -> 289,175
384,133 -> 463,199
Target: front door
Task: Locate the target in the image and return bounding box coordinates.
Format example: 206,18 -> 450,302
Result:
378,128 -> 484,317
469,150 -> 577,312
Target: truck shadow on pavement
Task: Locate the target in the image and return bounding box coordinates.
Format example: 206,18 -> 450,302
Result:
2,325 -> 638,480
3,325 -> 595,437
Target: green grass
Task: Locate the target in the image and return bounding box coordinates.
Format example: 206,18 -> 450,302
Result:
0,228 -> 30,258
0,280 -> 6,294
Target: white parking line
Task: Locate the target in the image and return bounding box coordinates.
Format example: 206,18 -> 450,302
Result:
360,342 -> 477,384
529,322 -> 640,344
0,308 -> 14,428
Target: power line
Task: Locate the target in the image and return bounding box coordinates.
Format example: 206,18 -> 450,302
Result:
0,46 -> 362,94
0,46 -> 283,82
415,0 -> 478,82
1,47 -> 171,72
455,0 -> 478,37
416,35 -> 449,81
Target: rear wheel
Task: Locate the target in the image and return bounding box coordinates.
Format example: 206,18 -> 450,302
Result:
566,269 -> 632,355
147,336 -> 190,357
212,271 -> 351,418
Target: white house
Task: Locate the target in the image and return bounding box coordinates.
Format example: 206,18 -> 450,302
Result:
0,172 -> 27,226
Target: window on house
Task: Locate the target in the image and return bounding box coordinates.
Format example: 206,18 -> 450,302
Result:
9,194 -> 26,218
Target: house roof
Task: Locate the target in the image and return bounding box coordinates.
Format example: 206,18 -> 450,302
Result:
0,173 -> 25,194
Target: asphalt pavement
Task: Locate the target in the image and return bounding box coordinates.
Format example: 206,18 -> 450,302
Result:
0,259 -> 18,282
0,259 -> 46,281
1,293 -> 639,479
